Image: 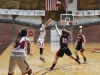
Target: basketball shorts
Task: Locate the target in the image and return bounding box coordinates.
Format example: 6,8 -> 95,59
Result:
56,47 -> 72,57
8,53 -> 32,74
75,45 -> 84,52
37,38 -> 45,48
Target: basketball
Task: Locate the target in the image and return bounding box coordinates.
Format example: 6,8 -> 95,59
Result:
56,1 -> 61,8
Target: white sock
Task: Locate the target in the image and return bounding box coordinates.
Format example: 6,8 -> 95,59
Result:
40,54 -> 43,58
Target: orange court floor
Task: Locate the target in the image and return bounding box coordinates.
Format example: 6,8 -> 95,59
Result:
0,42 -> 100,75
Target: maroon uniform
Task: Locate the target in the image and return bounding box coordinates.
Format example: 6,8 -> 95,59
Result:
75,34 -> 84,52
56,33 -> 72,57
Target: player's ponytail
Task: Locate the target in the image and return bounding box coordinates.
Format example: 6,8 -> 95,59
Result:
62,29 -> 71,37
15,33 -> 21,45
67,31 -> 71,37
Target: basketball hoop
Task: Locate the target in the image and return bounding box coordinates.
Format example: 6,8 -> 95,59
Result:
60,14 -> 75,26
60,20 -> 74,25
60,20 -> 70,25
66,21 -> 70,25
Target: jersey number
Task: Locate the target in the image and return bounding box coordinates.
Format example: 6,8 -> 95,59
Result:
62,38 -> 67,43
78,39 -> 80,41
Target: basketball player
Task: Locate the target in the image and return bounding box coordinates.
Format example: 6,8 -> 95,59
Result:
74,29 -> 87,64
49,25 -> 80,71
37,19 -> 52,62
8,28 -> 33,75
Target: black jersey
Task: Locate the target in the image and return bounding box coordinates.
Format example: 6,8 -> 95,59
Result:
77,34 -> 84,45
60,34 -> 68,48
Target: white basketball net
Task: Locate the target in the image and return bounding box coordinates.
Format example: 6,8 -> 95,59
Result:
66,21 -> 69,25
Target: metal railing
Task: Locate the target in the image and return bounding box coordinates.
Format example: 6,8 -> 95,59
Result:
0,19 -> 100,28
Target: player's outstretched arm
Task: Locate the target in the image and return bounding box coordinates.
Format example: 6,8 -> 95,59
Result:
55,24 -> 61,37
44,18 -> 52,29
67,30 -> 71,37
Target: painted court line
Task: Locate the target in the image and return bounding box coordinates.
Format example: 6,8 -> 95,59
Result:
44,51 -> 67,75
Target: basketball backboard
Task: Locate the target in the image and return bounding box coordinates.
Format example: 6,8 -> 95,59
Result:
60,14 -> 74,25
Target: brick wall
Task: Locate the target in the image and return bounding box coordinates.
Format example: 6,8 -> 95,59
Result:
0,23 -> 32,42
0,23 -> 12,42
73,25 -> 100,43
0,23 -> 100,43
0,23 -> 51,42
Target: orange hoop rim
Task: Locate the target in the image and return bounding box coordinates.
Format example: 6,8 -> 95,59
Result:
60,19 -> 75,25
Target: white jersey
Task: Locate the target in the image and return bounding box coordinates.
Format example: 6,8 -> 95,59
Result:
12,37 -> 30,54
9,37 -> 32,74
38,27 -> 46,39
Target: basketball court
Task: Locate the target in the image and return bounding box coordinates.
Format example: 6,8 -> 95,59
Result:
0,43 -> 100,75
0,0 -> 100,75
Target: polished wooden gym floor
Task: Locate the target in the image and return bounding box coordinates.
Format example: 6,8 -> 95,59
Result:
0,42 -> 100,75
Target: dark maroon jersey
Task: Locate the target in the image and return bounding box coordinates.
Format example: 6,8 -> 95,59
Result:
60,34 -> 68,48
77,34 -> 84,45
